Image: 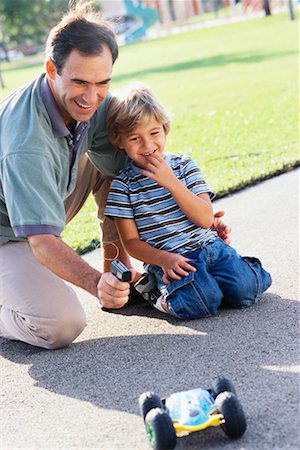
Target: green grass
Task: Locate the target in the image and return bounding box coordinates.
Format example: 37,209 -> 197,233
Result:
1,13 -> 298,252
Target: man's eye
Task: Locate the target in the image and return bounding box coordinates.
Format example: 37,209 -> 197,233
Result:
97,81 -> 110,87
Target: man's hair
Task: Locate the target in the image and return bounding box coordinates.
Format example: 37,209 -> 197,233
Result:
106,83 -> 171,148
45,0 -> 118,74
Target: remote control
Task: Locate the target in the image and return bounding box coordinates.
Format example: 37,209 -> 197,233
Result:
111,259 -> 132,282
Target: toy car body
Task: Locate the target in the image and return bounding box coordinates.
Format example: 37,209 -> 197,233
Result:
165,387 -> 223,435
139,376 -> 247,450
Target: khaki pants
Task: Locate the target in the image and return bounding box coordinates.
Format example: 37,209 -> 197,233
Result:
0,154 -> 118,349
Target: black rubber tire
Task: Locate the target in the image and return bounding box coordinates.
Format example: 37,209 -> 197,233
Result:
215,391 -> 247,439
139,392 -> 163,421
145,408 -> 177,450
212,376 -> 237,398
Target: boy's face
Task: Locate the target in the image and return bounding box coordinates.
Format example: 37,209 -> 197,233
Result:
119,116 -> 166,169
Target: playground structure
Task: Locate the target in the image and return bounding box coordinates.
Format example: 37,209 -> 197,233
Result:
101,0 -> 292,45
102,0 -> 160,45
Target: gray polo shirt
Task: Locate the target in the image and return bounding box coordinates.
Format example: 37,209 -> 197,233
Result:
0,73 -> 127,246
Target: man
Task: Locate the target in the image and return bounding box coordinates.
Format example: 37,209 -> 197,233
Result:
0,2 -> 230,350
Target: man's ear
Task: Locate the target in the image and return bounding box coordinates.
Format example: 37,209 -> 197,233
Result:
45,59 -> 57,81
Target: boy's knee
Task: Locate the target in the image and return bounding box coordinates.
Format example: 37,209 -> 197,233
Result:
231,296 -> 256,309
167,285 -> 221,320
222,281 -> 258,309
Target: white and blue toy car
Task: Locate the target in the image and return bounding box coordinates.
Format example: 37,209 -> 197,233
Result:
139,376 -> 247,450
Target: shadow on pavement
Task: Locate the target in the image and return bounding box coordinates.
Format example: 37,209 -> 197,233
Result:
1,292 -> 299,449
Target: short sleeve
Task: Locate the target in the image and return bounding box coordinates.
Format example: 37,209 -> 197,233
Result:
105,177 -> 134,219
2,152 -> 66,237
181,156 -> 215,199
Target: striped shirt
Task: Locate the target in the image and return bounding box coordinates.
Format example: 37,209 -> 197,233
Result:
105,153 -> 217,254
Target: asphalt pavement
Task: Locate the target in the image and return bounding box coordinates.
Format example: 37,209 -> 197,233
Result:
1,168 -> 299,450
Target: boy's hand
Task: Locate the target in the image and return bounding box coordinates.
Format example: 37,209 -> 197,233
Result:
160,253 -> 197,284
141,153 -> 175,189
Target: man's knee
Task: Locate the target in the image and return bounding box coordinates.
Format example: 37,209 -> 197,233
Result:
0,305 -> 87,350
41,308 -> 87,350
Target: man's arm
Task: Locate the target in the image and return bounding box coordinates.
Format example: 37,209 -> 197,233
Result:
28,234 -> 130,309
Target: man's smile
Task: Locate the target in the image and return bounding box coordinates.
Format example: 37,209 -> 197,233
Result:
74,99 -> 93,109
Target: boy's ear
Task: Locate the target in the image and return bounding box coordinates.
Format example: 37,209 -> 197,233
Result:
116,137 -> 125,151
45,59 -> 57,81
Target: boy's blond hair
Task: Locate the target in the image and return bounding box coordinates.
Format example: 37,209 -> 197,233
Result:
106,83 -> 171,148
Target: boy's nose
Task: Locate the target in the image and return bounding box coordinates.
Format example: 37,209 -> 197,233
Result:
143,138 -> 155,150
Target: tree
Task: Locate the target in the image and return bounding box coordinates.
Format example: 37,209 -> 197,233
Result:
288,0 -> 295,20
263,0 -> 271,16
0,0 -> 70,49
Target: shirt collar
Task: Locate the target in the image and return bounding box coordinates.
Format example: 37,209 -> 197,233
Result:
128,160 -> 142,176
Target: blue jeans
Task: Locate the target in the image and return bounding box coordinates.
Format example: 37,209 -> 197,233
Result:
149,239 -> 272,320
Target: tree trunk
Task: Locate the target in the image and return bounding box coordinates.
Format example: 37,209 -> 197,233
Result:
0,67 -> 4,89
263,0 -> 271,16
288,0 -> 295,20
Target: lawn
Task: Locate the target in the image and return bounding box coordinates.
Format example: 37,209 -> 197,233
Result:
1,13 -> 298,253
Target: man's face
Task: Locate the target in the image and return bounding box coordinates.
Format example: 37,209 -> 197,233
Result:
46,46 -> 113,124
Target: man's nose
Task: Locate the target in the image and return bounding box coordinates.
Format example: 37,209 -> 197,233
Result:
82,85 -> 98,105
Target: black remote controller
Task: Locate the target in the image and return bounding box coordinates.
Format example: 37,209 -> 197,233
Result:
111,259 -> 132,282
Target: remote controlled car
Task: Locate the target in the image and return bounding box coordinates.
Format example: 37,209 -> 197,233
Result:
139,376 -> 247,450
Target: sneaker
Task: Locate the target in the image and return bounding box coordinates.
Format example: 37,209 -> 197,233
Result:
134,272 -> 161,304
102,282 -> 146,312
127,282 -> 147,305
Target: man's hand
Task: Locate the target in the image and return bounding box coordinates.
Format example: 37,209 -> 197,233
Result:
212,210 -> 231,244
97,272 -> 130,309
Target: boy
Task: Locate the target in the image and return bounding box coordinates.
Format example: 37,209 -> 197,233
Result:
105,83 -> 272,319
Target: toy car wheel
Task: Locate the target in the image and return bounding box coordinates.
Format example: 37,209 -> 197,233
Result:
215,391 -> 247,439
212,376 -> 237,398
139,392 -> 163,421
145,408 -> 176,450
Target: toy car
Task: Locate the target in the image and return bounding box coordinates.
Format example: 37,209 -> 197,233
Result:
139,376 -> 247,450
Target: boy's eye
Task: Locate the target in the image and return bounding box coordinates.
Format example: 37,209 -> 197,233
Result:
129,136 -> 138,142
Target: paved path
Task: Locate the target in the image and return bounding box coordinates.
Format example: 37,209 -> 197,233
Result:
1,168 -> 299,450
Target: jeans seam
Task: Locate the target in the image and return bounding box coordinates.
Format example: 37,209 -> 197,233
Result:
242,257 -> 261,294
189,282 -> 212,317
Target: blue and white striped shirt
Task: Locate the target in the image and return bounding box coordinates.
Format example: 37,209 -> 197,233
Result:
105,153 -> 217,254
